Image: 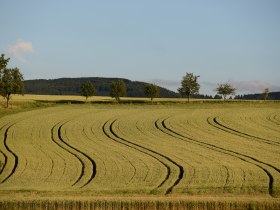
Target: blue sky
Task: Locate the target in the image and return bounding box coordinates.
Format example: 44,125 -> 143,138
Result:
1,0 -> 280,95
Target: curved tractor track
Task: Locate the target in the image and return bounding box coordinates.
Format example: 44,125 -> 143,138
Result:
208,117 -> 280,146
0,123 -> 18,184
267,113 -> 280,126
0,151 -> 7,175
0,105 -> 279,197
155,117 -> 280,197
102,119 -> 184,194
51,121 -> 96,188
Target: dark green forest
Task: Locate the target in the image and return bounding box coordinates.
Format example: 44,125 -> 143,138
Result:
235,92 -> 280,100
24,77 -> 179,98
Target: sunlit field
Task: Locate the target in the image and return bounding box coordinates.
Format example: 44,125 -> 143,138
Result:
0,95 -> 280,209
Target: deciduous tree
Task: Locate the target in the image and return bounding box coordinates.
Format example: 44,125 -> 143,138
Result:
263,88 -> 269,100
215,83 -> 236,100
0,54 -> 10,70
110,80 -> 126,102
178,73 -> 200,103
144,83 -> 159,101
80,81 -> 95,102
0,54 -> 24,108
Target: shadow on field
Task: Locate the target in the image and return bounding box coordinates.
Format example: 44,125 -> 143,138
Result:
34,99 -> 280,106
35,99 -> 154,105
35,100 -> 84,104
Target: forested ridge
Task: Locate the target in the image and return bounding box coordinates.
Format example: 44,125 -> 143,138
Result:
24,77 -> 179,98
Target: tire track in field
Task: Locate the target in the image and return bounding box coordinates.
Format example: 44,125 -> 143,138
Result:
0,123 -> 12,177
102,120 -> 171,190
0,151 -> 7,175
250,115 -> 280,134
135,121 -> 165,182
155,118 -> 238,192
222,165 -> 230,193
102,119 -> 184,194
156,118 -> 280,196
267,113 -> 280,126
208,117 -> 280,146
0,123 -> 18,184
51,122 -> 96,187
59,122 -> 97,187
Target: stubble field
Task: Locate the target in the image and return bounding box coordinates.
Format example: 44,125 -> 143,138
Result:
0,97 -> 280,209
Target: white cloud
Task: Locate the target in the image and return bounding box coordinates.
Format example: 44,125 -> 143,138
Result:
7,40 -> 33,62
228,80 -> 280,93
149,79 -> 180,87
147,79 -> 180,91
193,80 -> 280,95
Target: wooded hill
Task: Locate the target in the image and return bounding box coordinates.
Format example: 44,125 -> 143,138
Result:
24,77 -> 179,98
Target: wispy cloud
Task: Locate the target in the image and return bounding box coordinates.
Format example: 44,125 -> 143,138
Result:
203,80 -> 280,94
229,80 -> 280,93
149,79 -> 180,86
147,79 -> 180,91
7,40 -> 33,62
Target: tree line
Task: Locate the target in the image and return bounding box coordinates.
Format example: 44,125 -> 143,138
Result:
0,54 -> 272,107
0,54 -> 24,108
80,72 -> 239,103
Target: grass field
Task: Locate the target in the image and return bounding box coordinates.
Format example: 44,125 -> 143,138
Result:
0,95 -> 279,209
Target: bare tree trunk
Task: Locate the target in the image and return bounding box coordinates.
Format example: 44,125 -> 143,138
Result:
6,94 -> 10,108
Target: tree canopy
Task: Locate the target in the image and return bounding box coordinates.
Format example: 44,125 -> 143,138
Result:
80,81 -> 95,102
0,54 -> 24,108
110,80 -> 126,102
215,83 -> 236,100
0,54 -> 10,70
144,83 -> 159,101
178,72 -> 200,103
263,88 -> 269,100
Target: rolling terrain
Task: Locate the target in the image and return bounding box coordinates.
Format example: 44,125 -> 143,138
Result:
0,101 -> 280,209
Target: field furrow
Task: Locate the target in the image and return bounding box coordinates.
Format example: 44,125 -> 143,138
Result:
118,111 -> 237,194
162,115 -> 280,196
0,103 -> 279,201
0,124 -> 18,184
102,119 -> 176,194
209,117 -> 280,146
57,122 -> 96,187
0,151 -> 7,175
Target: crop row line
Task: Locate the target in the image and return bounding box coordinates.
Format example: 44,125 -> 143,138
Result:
267,113 -> 280,126
247,115 -> 280,134
102,119 -> 184,194
206,118 -> 280,173
156,118 -> 279,197
102,119 -> 170,191
0,151 -> 7,175
0,123 -> 18,184
51,122 -> 96,188
208,117 -> 280,146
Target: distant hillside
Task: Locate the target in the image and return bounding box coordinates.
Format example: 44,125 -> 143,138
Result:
235,92 -> 280,100
24,77 -> 179,98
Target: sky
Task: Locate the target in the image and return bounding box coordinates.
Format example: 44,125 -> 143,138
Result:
1,0 -> 280,95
